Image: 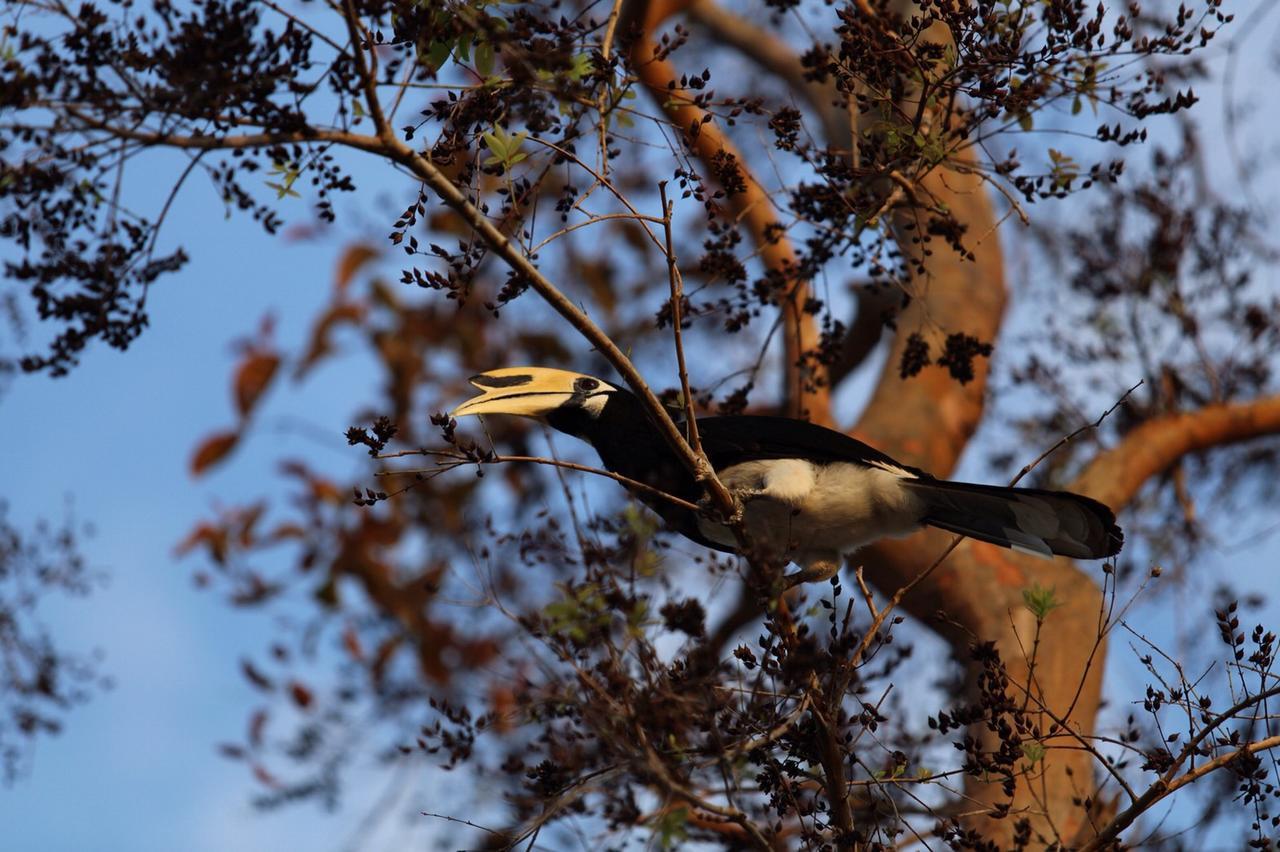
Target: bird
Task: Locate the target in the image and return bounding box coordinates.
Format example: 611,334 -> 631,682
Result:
452,366 -> 1123,582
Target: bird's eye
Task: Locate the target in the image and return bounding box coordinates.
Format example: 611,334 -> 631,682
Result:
575,377 -> 600,392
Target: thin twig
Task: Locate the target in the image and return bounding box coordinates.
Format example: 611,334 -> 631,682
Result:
341,0 -> 389,137
421,811 -> 503,837
527,135 -> 668,256
840,383 -> 1142,697
1002,668 -> 1140,804
853,565 -> 880,622
659,181 -> 705,463
1010,381 -> 1142,487
717,694 -> 813,759
849,534 -> 964,673
527,211 -> 666,255
1082,733 -> 1280,851
375,450 -> 703,513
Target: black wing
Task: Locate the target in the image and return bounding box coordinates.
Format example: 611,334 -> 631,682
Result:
694,415 -> 932,478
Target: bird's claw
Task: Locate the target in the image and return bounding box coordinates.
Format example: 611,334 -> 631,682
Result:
697,487 -> 762,526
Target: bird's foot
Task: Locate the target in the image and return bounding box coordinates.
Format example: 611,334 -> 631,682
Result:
698,486 -> 765,525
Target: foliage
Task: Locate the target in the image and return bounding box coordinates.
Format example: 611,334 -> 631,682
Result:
0,502 -> 103,783
4,0 -> 1280,848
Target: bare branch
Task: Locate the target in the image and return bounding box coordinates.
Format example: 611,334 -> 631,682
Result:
631,0 -> 831,424
1071,394 -> 1280,511
660,181 -> 705,462
376,450 -> 703,513
1083,732 -> 1280,851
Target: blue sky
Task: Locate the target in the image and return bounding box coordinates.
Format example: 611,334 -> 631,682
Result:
3,3 -> 1279,850
0,140 -> 444,848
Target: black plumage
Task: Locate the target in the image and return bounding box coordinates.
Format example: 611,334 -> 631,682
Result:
545,385 -> 1122,561
451,366 -> 1124,585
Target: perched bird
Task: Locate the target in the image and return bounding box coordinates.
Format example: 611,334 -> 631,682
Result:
453,367 -> 1122,582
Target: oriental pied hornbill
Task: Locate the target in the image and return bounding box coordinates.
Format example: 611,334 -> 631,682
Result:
453,367 -> 1123,582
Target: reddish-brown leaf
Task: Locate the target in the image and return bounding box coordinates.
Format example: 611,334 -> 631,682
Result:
417,623 -> 452,684
229,574 -> 281,607
279,459 -> 344,504
489,685 -> 515,734
334,243 -> 379,293
234,352 -> 280,418
426,209 -> 470,237
580,258 -> 617,320
371,635 -> 402,688
190,430 -> 239,476
251,763 -> 281,789
263,522 -> 306,544
288,681 -> 314,710
294,302 -> 365,380
173,521 -> 229,564
248,708 -> 268,747
235,501 -> 266,547
342,626 -> 365,661
460,638 -> 499,668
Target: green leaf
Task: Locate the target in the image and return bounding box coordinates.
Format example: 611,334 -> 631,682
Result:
623,504 -> 659,539
266,161 -> 303,200
482,125 -> 528,168
265,181 -> 301,200
626,599 -> 650,635
653,806 -> 689,850
633,549 -> 662,577
568,52 -> 593,81
1017,112 -> 1033,132
1021,741 -> 1046,765
543,583 -> 610,640
1022,583 -> 1062,621
426,38 -> 454,70
475,41 -> 495,76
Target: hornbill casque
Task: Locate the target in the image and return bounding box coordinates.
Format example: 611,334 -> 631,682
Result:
453,367 -> 1123,582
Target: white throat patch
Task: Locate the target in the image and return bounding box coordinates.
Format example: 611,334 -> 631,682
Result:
581,393 -> 610,417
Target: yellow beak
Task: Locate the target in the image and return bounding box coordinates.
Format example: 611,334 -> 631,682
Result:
452,366 -> 609,418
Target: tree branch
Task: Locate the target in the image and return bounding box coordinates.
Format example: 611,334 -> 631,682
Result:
375,450 -> 704,513
61,63 -> 749,532
1082,733 -> 1280,851
1070,394 -> 1280,512
631,0 -> 832,424
660,181 -> 706,461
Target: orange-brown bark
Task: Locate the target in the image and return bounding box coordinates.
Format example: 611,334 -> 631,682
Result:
1070,394 -> 1280,511
849,147 -> 1111,843
631,0 -> 831,424
686,0 -> 847,148
632,3 -> 1280,845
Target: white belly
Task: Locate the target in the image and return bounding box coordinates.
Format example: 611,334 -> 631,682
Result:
695,460 -> 926,563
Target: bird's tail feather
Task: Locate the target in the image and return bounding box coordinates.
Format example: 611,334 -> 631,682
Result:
903,480 -> 1123,560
